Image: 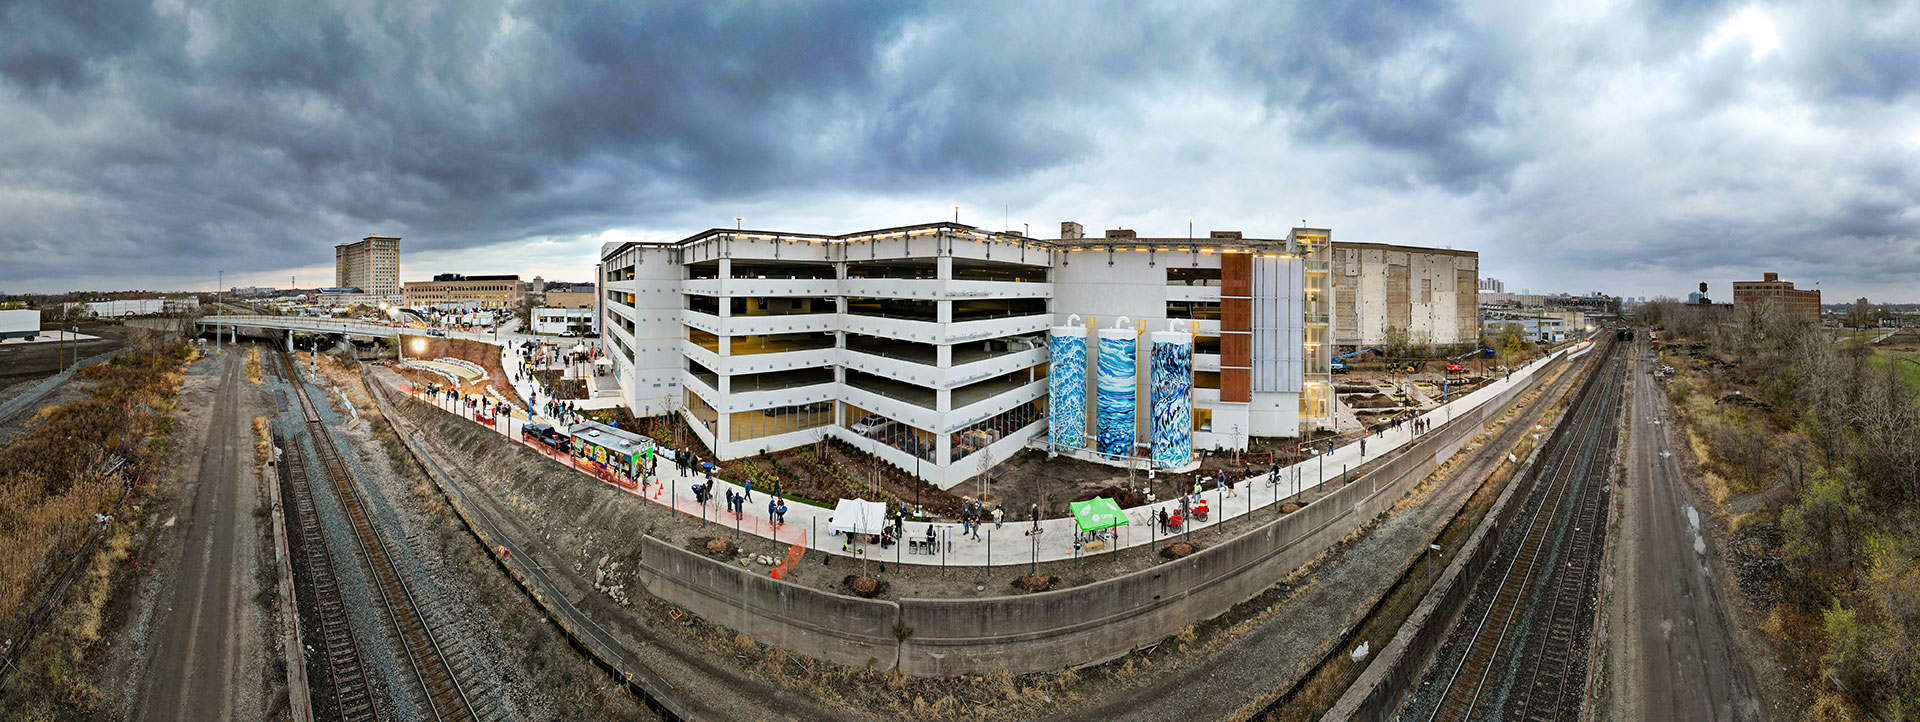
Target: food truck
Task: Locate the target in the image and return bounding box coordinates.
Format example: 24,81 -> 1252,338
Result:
566,420 -> 656,480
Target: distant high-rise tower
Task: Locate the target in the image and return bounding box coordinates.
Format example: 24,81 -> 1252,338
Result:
335,234 -> 401,297
1478,277 -> 1505,294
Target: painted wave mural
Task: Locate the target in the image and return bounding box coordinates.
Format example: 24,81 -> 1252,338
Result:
1151,334 -> 1194,468
1096,331 -> 1137,457
1048,330 -> 1087,450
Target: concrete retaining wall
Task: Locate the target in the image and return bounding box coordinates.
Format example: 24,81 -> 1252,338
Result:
631,353 -> 1575,677
636,537 -> 901,669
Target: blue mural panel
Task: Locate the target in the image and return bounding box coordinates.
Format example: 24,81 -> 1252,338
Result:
1151,333 -> 1194,468
1096,331 -> 1137,456
1048,329 -> 1087,450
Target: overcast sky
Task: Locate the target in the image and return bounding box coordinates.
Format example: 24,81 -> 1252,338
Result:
2,1 -> 1916,301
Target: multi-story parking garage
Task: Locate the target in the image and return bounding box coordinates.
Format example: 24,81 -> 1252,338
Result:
597,221 -> 1333,487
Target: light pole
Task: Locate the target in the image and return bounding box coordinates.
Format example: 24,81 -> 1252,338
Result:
954,205 -> 960,224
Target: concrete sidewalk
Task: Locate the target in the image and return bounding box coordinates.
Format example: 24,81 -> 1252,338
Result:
406,340 -> 1587,568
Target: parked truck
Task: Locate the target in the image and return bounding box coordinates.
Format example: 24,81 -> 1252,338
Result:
0,309 -> 40,341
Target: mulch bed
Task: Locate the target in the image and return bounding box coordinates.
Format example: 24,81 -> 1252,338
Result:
1011,575 -> 1058,593
1160,542 -> 1198,560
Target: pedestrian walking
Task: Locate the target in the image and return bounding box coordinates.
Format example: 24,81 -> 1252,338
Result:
993,504 -> 1004,529
776,499 -> 788,525
768,498 -> 779,525
1157,507 -> 1170,533
1218,476 -> 1230,497
1226,476 -> 1237,498
743,479 -> 754,502
1028,502 -> 1042,535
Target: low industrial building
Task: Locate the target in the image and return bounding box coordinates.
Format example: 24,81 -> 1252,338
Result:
1330,242 -> 1479,348
403,274 -> 526,309
531,306 -> 596,335
1480,311 -> 1568,344
542,283 -> 596,309
83,298 -> 199,318
598,221 -> 1334,487
1733,272 -> 1821,321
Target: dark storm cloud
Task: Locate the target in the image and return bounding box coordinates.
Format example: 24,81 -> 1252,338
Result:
0,0 -> 1107,289
0,0 -> 163,91
1209,1 -> 1521,191
3,0 -> 1920,300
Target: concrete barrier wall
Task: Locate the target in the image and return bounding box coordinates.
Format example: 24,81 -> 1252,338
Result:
896,352 -> 1570,677
633,353 -> 1575,677
634,537 -> 901,669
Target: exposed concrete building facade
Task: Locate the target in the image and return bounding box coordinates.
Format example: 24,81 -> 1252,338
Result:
542,285 -> 596,309
334,234 -> 400,298
402,273 -> 526,309
598,221 -> 1332,488
1331,242 -> 1479,348
1733,272 -> 1821,322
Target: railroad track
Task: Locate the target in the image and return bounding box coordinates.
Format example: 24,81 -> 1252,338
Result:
279,437 -> 381,721
278,352 -> 494,722
1424,340 -> 1625,722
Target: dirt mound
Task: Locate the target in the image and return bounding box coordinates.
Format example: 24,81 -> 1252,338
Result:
1012,575 -> 1057,592
693,538 -> 735,558
843,575 -> 889,598
1161,543 -> 1196,559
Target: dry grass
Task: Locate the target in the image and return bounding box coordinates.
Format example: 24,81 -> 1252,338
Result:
252,416 -> 270,474
0,337 -> 192,716
245,347 -> 262,386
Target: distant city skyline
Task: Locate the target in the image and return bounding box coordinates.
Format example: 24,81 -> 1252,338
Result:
2,2 -> 1917,300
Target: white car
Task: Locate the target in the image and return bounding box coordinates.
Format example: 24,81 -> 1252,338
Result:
851,414 -> 888,437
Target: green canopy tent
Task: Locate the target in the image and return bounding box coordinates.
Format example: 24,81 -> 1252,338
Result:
1069,497 -> 1129,561
1069,497 -> 1128,532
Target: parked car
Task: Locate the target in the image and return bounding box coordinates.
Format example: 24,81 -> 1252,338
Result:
522,423 -> 570,451
851,414 -> 888,437
427,329 -> 447,337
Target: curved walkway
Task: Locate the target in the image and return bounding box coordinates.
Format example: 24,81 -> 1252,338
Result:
401,340 -> 1589,568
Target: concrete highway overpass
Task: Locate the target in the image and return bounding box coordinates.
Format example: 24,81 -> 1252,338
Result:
195,315 -> 505,348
